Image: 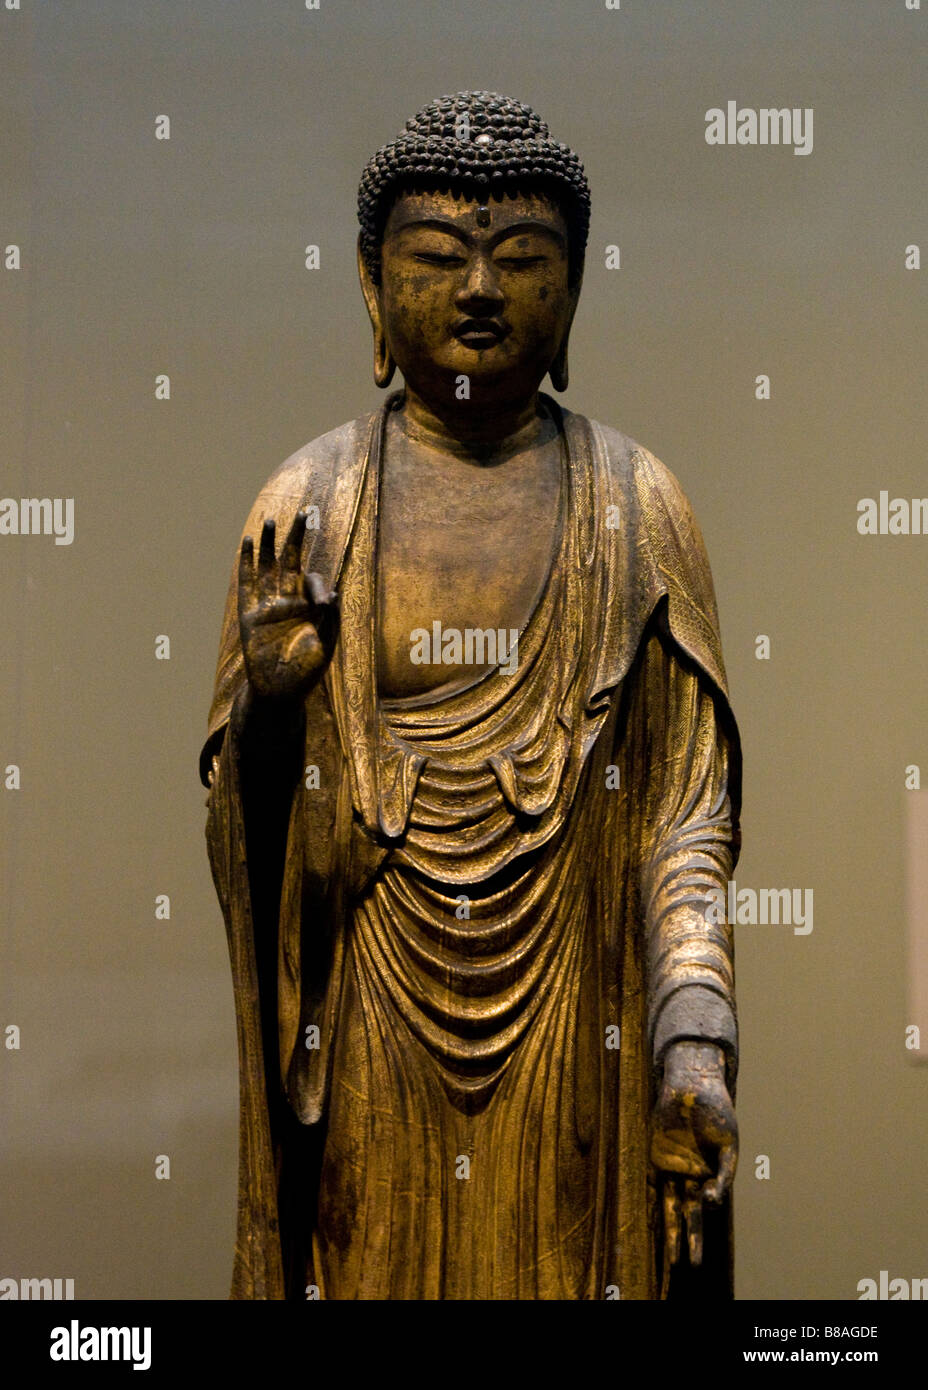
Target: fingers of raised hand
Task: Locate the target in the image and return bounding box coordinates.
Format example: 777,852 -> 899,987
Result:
238,534 -> 256,611
240,513 -> 315,607
303,569 -> 337,610
279,509 -> 310,593
303,570 -> 339,643
257,519 -> 278,600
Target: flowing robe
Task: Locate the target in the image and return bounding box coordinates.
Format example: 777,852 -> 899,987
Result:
201,392 -> 742,1300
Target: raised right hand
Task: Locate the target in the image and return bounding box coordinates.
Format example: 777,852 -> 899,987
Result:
238,509 -> 339,702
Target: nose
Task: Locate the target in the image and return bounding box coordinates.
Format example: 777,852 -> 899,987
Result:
455,254 -> 504,313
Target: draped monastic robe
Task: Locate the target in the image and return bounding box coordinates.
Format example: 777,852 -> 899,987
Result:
201,391 -> 742,1301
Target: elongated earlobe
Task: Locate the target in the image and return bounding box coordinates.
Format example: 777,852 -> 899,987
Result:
549,342 -> 569,393
358,237 -> 396,389
374,330 -> 396,389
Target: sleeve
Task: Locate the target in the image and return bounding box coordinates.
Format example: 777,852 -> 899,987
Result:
199,411 -> 377,789
636,620 -> 738,1089
199,476 -> 311,788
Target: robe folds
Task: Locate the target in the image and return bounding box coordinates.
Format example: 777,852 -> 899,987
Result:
201,391 -> 742,1301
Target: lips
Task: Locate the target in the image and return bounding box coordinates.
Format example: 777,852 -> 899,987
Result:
453,318 -> 509,347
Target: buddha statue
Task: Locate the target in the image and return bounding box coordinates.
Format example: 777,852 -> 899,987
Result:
202,91 -> 741,1300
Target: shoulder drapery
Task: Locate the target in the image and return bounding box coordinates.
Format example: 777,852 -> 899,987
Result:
202,393 -> 741,1298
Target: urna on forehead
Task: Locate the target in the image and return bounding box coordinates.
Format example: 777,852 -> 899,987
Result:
358,91 -> 592,285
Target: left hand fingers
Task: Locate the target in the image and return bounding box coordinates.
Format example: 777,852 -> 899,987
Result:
683,1179 -> 703,1266
662,1177 -> 704,1272
667,1146 -> 736,1272
650,1128 -> 712,1180
700,1139 -> 737,1205
663,1178 -> 683,1268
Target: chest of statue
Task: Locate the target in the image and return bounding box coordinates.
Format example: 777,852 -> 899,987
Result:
375,421 -> 563,698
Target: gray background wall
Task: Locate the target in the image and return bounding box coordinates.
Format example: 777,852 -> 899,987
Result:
1,0 -> 925,1299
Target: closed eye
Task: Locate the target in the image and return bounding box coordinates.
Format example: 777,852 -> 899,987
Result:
413,251 -> 467,266
494,255 -> 547,269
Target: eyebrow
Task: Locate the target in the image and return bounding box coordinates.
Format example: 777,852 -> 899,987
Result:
389,217 -> 566,251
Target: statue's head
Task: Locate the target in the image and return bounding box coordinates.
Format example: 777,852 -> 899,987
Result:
357,92 -> 591,414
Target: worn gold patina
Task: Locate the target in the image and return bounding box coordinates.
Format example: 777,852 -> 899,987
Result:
202,92 -> 741,1300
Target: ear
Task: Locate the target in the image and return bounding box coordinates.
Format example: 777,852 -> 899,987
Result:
357,237 -> 395,388
548,286 -> 580,393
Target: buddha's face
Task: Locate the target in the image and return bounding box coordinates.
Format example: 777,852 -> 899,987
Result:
374,188 -> 576,413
